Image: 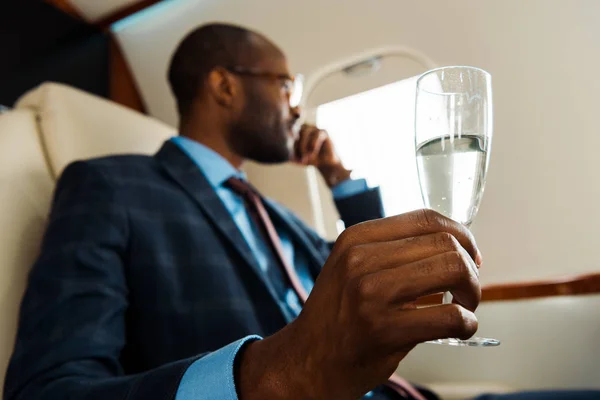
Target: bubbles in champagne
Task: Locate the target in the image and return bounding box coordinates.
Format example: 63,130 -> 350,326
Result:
416,135 -> 488,226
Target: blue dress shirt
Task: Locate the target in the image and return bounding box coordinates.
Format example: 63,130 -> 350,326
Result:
171,136 -> 368,400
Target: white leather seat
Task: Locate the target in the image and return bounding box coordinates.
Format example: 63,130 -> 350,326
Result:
0,82 -> 175,394
16,82 -> 176,179
0,108 -> 55,394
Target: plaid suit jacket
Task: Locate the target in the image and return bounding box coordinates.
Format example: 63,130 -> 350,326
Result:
4,140 -> 385,400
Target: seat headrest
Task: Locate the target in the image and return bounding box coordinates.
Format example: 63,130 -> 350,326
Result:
16,82 -> 176,178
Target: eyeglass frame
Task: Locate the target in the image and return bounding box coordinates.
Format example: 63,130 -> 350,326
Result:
224,66 -> 304,107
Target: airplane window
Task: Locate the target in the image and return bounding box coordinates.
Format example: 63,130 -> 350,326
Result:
316,76 -> 423,217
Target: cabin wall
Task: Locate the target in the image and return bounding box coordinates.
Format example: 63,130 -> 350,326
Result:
113,0 -> 600,284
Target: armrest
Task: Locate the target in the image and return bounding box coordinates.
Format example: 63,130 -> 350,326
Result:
398,292 -> 600,393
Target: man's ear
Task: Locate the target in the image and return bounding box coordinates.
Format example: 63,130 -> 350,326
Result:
207,67 -> 237,108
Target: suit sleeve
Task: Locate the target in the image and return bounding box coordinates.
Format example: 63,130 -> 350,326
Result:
333,183 -> 385,228
3,161 -> 255,400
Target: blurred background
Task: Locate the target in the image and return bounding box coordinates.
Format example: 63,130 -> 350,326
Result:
4,0 -> 599,285
1,1 -> 599,397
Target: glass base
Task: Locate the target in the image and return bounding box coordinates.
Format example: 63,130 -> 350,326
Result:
426,336 -> 500,347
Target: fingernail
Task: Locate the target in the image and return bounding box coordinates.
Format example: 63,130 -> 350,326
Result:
475,250 -> 483,267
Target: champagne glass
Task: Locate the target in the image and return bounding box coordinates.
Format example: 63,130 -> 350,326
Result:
415,66 -> 500,347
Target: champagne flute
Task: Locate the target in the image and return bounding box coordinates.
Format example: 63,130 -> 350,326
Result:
415,66 -> 500,347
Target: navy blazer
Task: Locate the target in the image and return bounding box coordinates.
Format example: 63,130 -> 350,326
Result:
4,141 -> 385,400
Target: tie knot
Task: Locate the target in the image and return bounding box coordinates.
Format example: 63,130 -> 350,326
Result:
225,177 -> 256,198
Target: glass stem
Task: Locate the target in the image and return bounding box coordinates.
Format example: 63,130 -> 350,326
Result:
442,291 -> 454,304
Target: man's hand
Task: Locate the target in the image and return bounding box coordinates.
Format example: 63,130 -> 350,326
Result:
238,209 -> 482,400
292,123 -> 352,187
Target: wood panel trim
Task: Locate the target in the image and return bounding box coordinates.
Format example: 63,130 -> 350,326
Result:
44,0 -> 85,20
416,272 -> 600,305
109,36 -> 146,114
96,0 -> 165,30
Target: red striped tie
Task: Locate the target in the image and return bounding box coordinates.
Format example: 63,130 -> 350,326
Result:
226,177 -> 427,400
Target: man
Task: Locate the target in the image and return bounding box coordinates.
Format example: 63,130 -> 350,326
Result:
4,23 -> 596,400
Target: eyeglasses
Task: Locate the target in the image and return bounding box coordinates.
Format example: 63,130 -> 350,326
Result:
225,66 -> 304,107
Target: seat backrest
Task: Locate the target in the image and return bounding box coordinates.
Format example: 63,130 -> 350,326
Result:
0,108 -> 54,394
0,82 -> 176,394
16,82 -> 176,179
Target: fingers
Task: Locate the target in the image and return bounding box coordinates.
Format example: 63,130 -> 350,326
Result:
295,124 -> 314,163
334,209 -> 481,268
388,304 -> 479,345
361,249 -> 481,311
345,239 -> 481,312
295,124 -> 328,164
341,232 -> 468,279
307,131 -> 328,164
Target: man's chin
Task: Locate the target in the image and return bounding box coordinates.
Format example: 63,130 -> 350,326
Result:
247,149 -> 291,165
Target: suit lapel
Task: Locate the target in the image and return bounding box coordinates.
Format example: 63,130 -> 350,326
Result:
154,141 -> 278,298
263,198 -> 328,272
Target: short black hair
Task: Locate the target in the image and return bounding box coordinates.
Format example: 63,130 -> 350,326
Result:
167,23 -> 271,118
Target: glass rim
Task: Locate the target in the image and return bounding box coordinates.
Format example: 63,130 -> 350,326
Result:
416,65 -> 491,96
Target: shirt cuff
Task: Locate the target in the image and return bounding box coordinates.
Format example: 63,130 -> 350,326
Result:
331,178 -> 369,199
175,335 -> 262,400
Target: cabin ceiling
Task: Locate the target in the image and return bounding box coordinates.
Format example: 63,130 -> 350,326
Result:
43,0 -> 164,27
62,0 -> 143,22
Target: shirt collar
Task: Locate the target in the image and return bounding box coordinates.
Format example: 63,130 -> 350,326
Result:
170,136 -> 246,188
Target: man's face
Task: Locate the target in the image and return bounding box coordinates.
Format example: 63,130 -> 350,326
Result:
229,54 -> 300,164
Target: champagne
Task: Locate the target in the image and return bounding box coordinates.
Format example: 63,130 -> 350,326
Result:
416,134 -> 488,226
